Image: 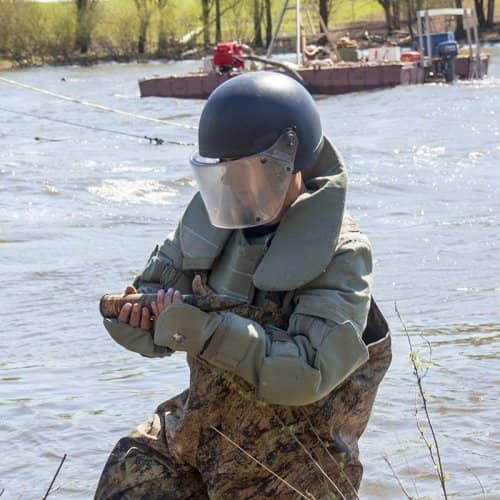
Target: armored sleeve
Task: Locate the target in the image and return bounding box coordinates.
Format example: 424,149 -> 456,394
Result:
103,227 -> 193,357
155,231 -> 372,405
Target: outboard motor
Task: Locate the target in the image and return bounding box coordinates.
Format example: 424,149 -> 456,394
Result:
438,41 -> 458,82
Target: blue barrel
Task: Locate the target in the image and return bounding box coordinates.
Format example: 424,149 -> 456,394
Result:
413,32 -> 456,57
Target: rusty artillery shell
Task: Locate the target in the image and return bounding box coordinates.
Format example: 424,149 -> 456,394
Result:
99,294 -> 151,318
99,293 -> 249,319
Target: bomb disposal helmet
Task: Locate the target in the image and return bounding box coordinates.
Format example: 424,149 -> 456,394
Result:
190,71 -> 323,229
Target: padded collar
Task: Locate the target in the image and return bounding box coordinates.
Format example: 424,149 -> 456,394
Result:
253,138 -> 347,290
180,137 -> 348,290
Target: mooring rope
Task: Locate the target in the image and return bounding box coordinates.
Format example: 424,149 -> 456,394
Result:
0,76 -> 198,131
0,106 -> 194,146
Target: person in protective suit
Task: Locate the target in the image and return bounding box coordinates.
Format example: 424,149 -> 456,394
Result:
95,71 -> 391,500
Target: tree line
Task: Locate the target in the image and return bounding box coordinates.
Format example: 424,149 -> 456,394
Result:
125,1 -> 498,51
0,0 -> 496,66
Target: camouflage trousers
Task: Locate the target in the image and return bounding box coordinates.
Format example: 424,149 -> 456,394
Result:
95,332 -> 391,500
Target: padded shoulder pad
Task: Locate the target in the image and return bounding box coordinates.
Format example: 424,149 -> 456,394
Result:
180,193 -> 232,270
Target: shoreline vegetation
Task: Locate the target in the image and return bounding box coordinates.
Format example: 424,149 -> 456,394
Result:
0,0 -> 498,71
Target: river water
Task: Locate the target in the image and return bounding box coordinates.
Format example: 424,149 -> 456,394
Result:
1,50 -> 499,499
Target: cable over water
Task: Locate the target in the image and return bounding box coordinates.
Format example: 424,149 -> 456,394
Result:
0,106 -> 194,146
0,76 -> 198,131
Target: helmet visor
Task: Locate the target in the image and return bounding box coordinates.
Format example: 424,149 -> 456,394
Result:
190,130 -> 297,229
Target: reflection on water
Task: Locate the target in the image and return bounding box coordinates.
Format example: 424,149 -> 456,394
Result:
1,51 -> 499,498
88,179 -> 179,205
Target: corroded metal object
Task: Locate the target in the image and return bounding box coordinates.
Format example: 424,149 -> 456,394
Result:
100,292 -> 290,329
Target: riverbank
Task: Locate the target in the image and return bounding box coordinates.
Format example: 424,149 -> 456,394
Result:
0,0 -> 379,69
0,0 -> 497,72
1,24 -> 498,73
0,28 -> 500,71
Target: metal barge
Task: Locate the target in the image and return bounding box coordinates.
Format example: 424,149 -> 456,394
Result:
139,6 -> 489,99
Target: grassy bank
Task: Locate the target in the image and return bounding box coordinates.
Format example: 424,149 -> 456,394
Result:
0,0 -> 385,67
0,0 -> 497,68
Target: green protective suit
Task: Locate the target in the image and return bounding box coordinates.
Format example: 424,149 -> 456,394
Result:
96,138 -> 392,499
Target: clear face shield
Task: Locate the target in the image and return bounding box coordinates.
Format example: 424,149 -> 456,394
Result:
190,129 -> 298,229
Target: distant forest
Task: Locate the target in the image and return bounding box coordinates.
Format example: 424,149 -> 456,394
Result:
0,0 -> 496,66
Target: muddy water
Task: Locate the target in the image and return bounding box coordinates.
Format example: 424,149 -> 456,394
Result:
1,51 -> 499,498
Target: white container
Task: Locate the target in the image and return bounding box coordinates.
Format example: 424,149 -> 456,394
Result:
201,56 -> 214,73
366,46 -> 401,62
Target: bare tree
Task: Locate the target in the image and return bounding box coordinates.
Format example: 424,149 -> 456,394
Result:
377,0 -> 403,33
134,0 -> 154,54
391,0 -> 401,30
75,0 -> 98,54
319,0 -> 329,29
486,0 -> 495,26
200,0 -> 246,48
157,0 -> 169,53
201,0 -> 211,47
377,0 -> 393,32
215,0 -> 222,42
253,0 -> 264,47
318,0 -> 333,45
475,0 -> 487,26
454,0 -> 466,39
405,0 -> 415,38
265,0 -> 273,47
404,0 -> 426,38
473,0 -> 496,28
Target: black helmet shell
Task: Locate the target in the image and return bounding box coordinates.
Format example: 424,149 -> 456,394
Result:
198,71 -> 323,172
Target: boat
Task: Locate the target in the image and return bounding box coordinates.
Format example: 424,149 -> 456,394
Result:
139,4 -> 489,99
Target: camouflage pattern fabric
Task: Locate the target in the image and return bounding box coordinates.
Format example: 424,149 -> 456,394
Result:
95,301 -> 391,500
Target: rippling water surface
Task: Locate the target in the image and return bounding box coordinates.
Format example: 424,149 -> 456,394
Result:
1,51 -> 499,498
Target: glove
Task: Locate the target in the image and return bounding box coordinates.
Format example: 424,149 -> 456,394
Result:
103,319 -> 173,358
154,304 -> 223,355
